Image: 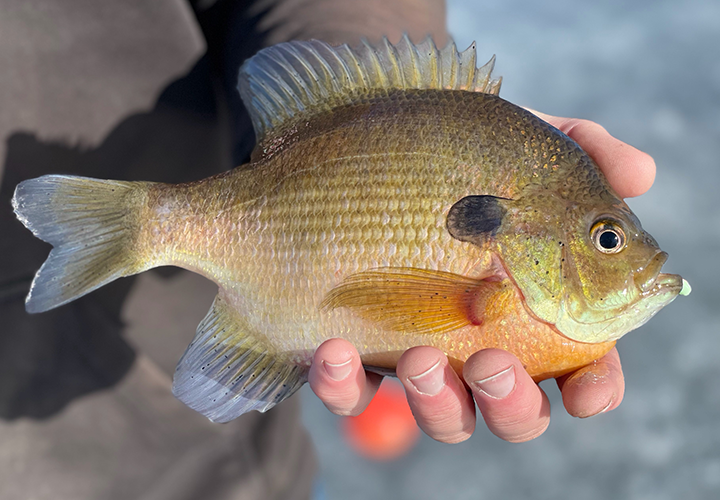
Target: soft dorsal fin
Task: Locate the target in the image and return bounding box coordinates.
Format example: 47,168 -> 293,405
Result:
238,35 -> 502,143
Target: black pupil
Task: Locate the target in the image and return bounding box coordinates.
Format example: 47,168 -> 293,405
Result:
599,230 -> 619,249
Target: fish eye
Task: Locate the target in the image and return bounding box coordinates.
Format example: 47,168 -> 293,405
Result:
591,220 -> 626,254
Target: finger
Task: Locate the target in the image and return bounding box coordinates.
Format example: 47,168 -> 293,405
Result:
529,110 -> 656,198
397,346 -> 476,444
557,347 -> 625,418
463,349 -> 550,443
309,338 -> 382,416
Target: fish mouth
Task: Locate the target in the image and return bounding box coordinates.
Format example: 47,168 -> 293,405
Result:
634,251 -> 687,298
635,251 -> 669,294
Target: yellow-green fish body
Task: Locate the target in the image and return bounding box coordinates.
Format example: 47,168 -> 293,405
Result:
12,37 -> 685,422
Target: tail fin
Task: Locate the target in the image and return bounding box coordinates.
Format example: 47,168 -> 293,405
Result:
12,175 -> 149,313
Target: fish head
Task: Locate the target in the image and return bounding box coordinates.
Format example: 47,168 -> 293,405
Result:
488,191 -> 684,344
553,198 -> 683,342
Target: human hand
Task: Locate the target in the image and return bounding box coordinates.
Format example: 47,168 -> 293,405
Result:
309,115 -> 653,443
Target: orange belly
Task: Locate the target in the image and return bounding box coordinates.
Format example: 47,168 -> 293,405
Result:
450,281 -> 615,381
361,279 -> 615,382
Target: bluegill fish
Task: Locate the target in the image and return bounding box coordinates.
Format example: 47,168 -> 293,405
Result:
12,36 -> 688,423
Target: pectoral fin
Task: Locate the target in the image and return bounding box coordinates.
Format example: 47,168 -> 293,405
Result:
321,267 -> 502,335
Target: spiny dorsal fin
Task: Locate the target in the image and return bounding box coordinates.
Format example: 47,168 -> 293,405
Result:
238,35 -> 502,143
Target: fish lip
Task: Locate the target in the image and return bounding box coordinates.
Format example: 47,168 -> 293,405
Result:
648,272 -> 683,295
636,251 -> 669,293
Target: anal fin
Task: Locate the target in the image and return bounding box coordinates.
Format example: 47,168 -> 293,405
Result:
173,294 -> 307,423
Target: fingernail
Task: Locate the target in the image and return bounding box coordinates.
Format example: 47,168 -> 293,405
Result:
473,365 -> 516,399
407,359 -> 446,396
579,395 -> 615,419
599,396 -> 615,414
323,358 -> 352,381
